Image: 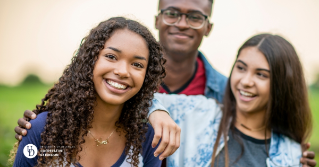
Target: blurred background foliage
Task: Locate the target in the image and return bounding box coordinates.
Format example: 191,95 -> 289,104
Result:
0,74 -> 318,166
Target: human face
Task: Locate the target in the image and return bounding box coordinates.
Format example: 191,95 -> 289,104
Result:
155,0 -> 212,57
230,47 -> 270,114
93,29 -> 149,106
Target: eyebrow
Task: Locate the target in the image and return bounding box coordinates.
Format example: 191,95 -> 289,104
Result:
256,68 -> 270,73
106,46 -> 147,61
237,60 -> 247,66
134,56 -> 147,61
166,6 -> 204,14
236,60 -> 270,73
106,46 -> 121,53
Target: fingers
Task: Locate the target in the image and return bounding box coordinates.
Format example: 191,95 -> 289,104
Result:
152,122 -> 163,149
154,126 -> 169,159
149,110 -> 181,160
14,126 -> 27,136
307,160 -> 317,167
301,151 -> 316,166
18,118 -> 31,129
159,127 -> 176,160
15,134 -> 22,141
156,125 -> 181,160
302,143 -> 311,152
24,110 -> 36,120
300,157 -> 307,166
304,151 -> 315,159
171,126 -> 181,155
300,157 -> 317,167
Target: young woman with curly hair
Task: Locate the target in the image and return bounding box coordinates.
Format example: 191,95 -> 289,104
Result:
12,17 -> 166,167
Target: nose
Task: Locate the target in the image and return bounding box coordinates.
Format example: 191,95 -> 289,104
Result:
175,14 -> 189,29
240,73 -> 254,87
113,61 -> 130,78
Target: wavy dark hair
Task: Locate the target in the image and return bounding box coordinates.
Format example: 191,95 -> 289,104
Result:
16,17 -> 165,166
211,34 -> 312,167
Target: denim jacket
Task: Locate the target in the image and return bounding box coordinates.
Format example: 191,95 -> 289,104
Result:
198,51 -> 228,103
150,93 -> 302,167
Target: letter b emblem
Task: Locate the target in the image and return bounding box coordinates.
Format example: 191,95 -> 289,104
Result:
23,144 -> 38,158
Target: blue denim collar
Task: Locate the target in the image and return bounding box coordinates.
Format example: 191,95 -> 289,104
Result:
266,131 -> 302,167
197,51 -> 222,93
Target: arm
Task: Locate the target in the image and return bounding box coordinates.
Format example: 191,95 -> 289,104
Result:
151,93 -> 223,167
16,96 -> 170,140
148,97 -> 181,160
149,93 -> 221,162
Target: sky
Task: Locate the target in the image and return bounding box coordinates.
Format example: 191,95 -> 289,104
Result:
0,0 -> 319,85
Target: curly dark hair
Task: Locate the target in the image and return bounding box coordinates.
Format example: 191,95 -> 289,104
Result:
24,17 -> 165,166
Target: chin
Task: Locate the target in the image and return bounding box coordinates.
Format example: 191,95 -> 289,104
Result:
170,47 -> 192,55
97,94 -> 129,106
104,97 -> 127,105
238,107 -> 262,115
237,105 -> 254,114
166,42 -> 191,51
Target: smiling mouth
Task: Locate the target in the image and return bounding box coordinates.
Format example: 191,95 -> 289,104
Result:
239,90 -> 256,97
170,33 -> 192,38
106,80 -> 128,90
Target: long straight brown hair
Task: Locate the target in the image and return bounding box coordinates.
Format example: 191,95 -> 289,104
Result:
211,34 -> 312,167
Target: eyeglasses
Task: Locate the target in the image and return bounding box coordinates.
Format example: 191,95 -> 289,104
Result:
158,9 -> 209,29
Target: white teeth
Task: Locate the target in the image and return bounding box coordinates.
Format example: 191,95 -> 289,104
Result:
240,90 -> 254,97
106,80 -> 127,90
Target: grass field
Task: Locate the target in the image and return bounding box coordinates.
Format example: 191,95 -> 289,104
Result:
309,86 -> 319,164
0,81 -> 318,166
0,81 -> 53,167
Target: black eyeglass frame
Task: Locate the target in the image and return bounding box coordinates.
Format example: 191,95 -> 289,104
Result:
158,9 -> 210,29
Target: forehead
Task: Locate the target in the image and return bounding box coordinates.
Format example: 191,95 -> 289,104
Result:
159,0 -> 211,15
238,47 -> 269,69
104,29 -> 149,57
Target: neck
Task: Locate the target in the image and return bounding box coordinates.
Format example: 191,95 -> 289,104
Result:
91,96 -> 123,134
162,50 -> 198,92
235,108 -> 271,139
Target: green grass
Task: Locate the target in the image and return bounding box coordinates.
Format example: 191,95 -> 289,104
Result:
0,83 -> 53,167
309,86 -> 319,164
0,82 -> 318,166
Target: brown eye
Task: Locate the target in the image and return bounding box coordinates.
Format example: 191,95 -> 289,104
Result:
164,10 -> 179,18
132,62 -> 144,68
105,54 -> 117,60
257,72 -> 268,78
236,65 -> 245,71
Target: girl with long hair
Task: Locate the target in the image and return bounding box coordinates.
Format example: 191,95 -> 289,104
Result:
12,17 -> 166,167
211,34 -> 312,167
152,33 -> 312,167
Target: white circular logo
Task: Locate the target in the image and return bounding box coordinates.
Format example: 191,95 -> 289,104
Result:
23,144 -> 38,158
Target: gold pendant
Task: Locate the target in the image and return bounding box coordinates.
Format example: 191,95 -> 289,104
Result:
95,139 -> 108,146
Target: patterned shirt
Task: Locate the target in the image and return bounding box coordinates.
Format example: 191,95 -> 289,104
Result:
150,93 -> 302,167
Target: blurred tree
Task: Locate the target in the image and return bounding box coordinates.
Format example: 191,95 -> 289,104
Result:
21,74 -> 45,85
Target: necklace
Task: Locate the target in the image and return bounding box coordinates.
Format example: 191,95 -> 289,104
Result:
88,129 -> 115,146
236,119 -> 266,132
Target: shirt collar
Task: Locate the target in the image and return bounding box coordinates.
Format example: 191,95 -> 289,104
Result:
197,51 -> 222,93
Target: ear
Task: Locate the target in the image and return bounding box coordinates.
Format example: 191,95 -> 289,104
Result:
204,22 -> 213,36
155,16 -> 160,30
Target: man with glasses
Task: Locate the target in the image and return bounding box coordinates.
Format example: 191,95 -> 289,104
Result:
155,0 -> 226,101
14,0 -> 316,166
